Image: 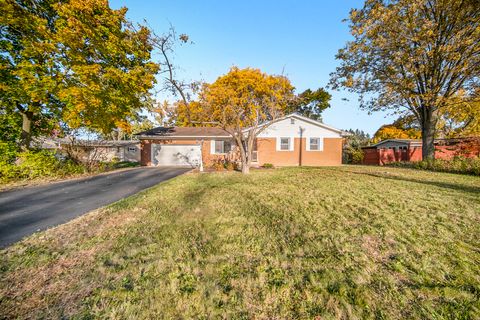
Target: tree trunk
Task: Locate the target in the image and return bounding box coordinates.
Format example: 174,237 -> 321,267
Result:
420,108 -> 436,161
240,140 -> 251,174
20,111 -> 34,151
234,135 -> 250,174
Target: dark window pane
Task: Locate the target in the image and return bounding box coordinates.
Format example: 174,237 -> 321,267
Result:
224,141 -> 231,153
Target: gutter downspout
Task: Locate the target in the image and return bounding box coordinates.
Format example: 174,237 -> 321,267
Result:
199,139 -> 204,172
299,127 -> 305,166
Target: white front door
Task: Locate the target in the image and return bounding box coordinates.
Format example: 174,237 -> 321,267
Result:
152,144 -> 202,167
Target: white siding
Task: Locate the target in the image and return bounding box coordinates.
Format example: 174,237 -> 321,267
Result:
257,117 -> 342,139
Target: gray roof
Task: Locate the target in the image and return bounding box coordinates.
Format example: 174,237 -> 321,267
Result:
136,127 -> 231,138
371,139 -> 422,147
34,137 -> 139,148
136,113 -> 348,138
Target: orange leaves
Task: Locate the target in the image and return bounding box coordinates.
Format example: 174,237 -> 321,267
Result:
373,125 -> 421,143
196,67 -> 294,128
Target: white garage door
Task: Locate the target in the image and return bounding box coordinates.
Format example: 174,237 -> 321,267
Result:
152,144 -> 202,167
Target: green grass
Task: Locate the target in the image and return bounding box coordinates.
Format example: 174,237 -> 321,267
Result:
1,166 -> 479,319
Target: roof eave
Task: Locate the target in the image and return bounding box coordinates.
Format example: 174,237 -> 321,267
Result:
245,112 -> 344,134
136,135 -> 231,140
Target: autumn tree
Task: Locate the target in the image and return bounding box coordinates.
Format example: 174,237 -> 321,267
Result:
330,0 -> 480,160
0,0 -> 158,150
175,100 -> 205,127
437,90 -> 480,137
372,125 -> 421,142
196,67 -> 295,174
0,0 -> 59,150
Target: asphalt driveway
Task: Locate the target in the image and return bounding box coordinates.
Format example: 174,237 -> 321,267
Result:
0,167 -> 190,248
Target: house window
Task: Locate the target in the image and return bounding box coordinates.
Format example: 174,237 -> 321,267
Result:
309,138 -> 321,151
280,137 -> 291,151
127,147 -> 136,152
214,140 -> 231,154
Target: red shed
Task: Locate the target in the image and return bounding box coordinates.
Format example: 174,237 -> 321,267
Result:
361,137 -> 480,165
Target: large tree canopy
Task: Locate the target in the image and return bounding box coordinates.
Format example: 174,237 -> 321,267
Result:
0,0 -> 158,149
330,0 -> 480,159
190,67 -> 295,173
289,88 -> 331,121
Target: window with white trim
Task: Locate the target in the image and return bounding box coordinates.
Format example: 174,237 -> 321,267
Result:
280,137 -> 291,151
213,140 -> 231,154
309,138 -> 321,151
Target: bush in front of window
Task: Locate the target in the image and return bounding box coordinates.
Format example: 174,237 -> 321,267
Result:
224,161 -> 235,171
210,159 -> 237,171
211,160 -> 225,171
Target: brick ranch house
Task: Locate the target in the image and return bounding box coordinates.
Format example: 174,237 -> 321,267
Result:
136,113 -> 349,168
362,137 -> 480,165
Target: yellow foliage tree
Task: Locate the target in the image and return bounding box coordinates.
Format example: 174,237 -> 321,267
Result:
438,90 -> 480,138
0,0 -> 158,149
373,125 -> 421,143
191,67 -> 295,174
330,0 -> 480,160
175,100 -> 206,127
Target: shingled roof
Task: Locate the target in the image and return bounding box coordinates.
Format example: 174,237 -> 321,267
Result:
135,127 -> 230,138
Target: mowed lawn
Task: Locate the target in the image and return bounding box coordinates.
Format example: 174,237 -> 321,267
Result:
1,166 -> 479,319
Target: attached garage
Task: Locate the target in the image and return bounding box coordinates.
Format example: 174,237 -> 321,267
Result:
151,144 -> 202,167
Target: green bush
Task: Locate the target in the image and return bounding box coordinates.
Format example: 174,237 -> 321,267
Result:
387,157 -> 480,176
210,159 -> 237,171
0,142 -> 18,164
0,150 -> 85,183
262,163 -> 274,169
350,149 -> 364,164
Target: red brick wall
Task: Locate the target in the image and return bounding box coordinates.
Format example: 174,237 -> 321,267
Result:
256,137 -> 343,166
362,148 -> 379,165
140,140 -> 152,166
141,137 -> 343,167
435,145 -> 480,160
363,147 -> 422,165
362,143 -> 478,165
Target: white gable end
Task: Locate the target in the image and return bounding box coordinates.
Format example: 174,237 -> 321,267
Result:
257,116 -> 342,139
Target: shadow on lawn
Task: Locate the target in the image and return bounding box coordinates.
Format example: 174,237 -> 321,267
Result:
344,170 -> 480,195
180,172 -> 243,208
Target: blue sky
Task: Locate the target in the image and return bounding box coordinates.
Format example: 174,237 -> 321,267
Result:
110,0 -> 396,134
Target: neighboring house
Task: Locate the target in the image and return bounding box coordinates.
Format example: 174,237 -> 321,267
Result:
66,140 -> 141,163
38,138 -> 141,162
362,137 -> 480,165
136,113 -> 348,168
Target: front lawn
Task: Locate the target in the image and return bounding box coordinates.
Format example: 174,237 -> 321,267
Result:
1,166 -> 479,319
